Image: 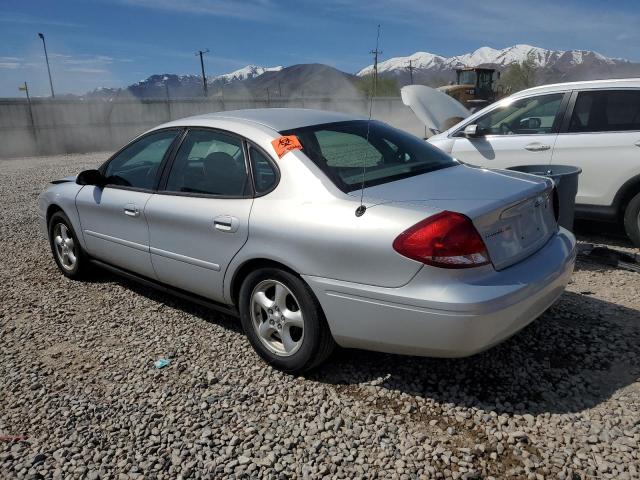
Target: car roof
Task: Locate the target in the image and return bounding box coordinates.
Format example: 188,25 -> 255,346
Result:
168,108 -> 366,132
513,77 -> 640,97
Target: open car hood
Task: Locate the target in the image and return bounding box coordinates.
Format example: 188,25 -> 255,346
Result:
401,85 -> 470,136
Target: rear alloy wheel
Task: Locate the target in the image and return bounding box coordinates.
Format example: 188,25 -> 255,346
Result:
48,211 -> 90,279
623,192 -> 640,247
239,268 -> 335,372
250,279 -> 305,357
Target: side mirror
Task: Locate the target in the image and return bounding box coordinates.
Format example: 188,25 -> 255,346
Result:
76,169 -> 105,186
463,124 -> 481,138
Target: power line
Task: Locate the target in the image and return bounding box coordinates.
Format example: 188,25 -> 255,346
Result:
195,49 -> 209,97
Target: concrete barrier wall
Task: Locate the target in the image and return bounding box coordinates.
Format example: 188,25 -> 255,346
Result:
0,97 -> 424,158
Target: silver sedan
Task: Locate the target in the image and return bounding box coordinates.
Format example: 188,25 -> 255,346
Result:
38,109 -> 577,372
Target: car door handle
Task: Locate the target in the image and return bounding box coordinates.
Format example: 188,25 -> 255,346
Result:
213,215 -> 239,233
123,204 -> 139,217
524,143 -> 551,152
635,140 -> 640,147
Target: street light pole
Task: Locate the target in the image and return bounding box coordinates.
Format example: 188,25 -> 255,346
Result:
195,49 -> 209,97
38,33 -> 55,98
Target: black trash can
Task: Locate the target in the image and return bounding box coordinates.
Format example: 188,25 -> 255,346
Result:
507,165 -> 582,232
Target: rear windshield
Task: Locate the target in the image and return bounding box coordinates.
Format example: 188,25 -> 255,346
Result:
281,120 -> 457,192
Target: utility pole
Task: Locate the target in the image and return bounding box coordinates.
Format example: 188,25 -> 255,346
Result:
19,82 -> 35,125
195,49 -> 209,97
19,82 -> 38,151
164,82 -> 171,121
369,24 -> 382,96
38,33 -> 55,98
406,59 -> 415,84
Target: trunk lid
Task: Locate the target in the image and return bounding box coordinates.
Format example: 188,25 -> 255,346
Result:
352,165 -> 557,270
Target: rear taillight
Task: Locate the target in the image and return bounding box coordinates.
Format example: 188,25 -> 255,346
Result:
393,211 -> 491,269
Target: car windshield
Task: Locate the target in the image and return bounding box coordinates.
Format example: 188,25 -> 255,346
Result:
281,120 -> 457,192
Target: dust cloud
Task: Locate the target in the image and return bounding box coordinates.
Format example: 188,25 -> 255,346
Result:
0,80 -> 425,158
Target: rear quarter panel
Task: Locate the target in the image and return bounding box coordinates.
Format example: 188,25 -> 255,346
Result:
223,149 -> 429,303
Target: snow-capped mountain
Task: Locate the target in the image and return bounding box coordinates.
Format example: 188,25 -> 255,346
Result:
357,44 -> 626,76
84,46 -> 639,100
211,65 -> 283,84
87,66 -> 284,98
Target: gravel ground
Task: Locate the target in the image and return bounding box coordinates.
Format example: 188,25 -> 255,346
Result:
1,152 -> 639,480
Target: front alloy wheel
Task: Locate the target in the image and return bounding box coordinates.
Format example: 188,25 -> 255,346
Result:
52,222 -> 78,271
48,211 -> 90,279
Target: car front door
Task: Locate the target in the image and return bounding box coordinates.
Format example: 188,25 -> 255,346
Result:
75,128 -> 182,278
144,128 -> 254,302
449,92 -> 568,169
551,88 -> 640,207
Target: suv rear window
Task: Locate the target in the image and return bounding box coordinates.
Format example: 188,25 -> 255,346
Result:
569,90 -> 640,132
281,120 -> 456,192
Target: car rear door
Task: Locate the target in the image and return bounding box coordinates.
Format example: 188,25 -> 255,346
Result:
144,128 -> 254,303
449,92 -> 569,169
75,128 -> 182,278
551,88 -> 640,207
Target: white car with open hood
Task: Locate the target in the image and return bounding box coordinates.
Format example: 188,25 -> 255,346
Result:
402,79 -> 640,246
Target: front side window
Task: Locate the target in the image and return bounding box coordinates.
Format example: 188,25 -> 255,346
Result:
104,129 -> 179,189
164,129 -> 249,197
568,90 -> 640,133
282,120 -> 456,192
471,93 -> 564,136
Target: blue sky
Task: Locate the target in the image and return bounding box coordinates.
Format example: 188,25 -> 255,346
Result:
1,0 -> 639,97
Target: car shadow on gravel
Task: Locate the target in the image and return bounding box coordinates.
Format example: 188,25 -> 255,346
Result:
574,219 -> 636,250
81,262 -> 639,416
83,268 -> 243,333
310,291 -> 640,416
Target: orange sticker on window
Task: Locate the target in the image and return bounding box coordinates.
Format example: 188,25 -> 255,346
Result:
271,135 -> 302,158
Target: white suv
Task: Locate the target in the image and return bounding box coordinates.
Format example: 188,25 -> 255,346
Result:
408,79 -> 640,246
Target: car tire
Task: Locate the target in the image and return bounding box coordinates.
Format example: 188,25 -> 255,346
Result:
623,192 -> 640,247
239,268 -> 335,373
48,211 -> 90,279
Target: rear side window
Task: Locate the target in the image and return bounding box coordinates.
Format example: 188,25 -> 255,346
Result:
568,90 -> 640,132
164,129 -> 250,197
249,146 -> 278,194
282,120 -> 456,192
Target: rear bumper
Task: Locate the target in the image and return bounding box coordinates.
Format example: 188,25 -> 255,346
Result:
303,228 -> 576,357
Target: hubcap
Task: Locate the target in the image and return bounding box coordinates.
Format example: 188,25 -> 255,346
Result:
250,280 -> 304,357
53,223 -> 77,271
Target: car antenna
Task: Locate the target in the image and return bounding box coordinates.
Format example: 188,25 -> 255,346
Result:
355,24 -> 381,218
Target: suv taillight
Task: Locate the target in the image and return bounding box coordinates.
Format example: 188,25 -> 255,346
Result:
393,211 -> 490,269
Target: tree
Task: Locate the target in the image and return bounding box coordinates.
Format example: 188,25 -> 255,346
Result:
498,52 -> 538,94
355,74 -> 399,97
